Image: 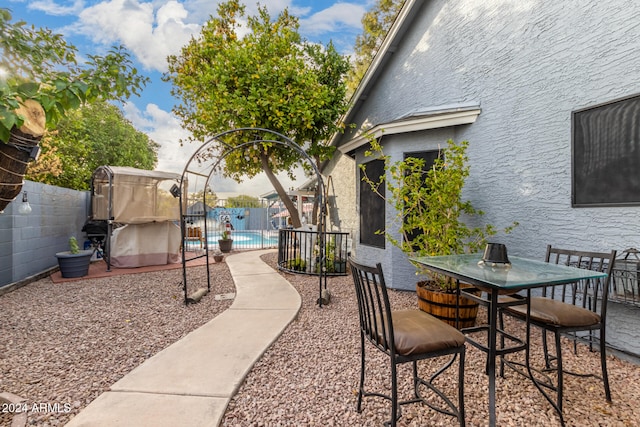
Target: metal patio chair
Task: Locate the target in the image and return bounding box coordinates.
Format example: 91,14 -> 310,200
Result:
500,245 -> 616,419
348,258 -> 466,426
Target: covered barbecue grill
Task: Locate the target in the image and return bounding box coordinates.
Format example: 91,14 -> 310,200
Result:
87,166 -> 186,270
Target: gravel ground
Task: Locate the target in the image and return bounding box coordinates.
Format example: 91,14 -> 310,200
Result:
0,262 -> 234,427
221,253 -> 640,427
1,252 -> 639,427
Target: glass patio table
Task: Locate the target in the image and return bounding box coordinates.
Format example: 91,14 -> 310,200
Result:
410,253 -> 607,426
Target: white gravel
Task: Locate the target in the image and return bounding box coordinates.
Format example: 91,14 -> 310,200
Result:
1,252 -> 639,427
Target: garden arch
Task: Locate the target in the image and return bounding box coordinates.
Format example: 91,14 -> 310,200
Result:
177,128 -> 327,306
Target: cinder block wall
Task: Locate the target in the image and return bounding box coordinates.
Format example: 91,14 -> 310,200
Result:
0,180 -> 89,288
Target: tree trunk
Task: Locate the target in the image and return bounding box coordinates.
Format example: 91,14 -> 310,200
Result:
0,100 -> 45,211
311,155 -> 321,226
260,152 -> 301,228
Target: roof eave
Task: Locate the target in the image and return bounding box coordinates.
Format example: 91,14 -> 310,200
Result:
338,105 -> 482,155
329,0 -> 427,148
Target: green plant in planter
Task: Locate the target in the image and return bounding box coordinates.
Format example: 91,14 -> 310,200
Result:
69,236 -> 80,254
362,138 -> 518,292
288,257 -> 307,272
56,236 -> 93,278
218,230 -> 233,253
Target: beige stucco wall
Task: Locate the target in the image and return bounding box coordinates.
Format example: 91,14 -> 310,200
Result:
322,150 -> 358,252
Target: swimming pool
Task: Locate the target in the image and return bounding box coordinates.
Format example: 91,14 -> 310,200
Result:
206,230 -> 279,249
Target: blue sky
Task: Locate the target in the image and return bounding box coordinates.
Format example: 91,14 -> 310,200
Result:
5,0 -> 373,193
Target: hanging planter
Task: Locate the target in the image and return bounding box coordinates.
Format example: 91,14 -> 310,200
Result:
0,100 -> 45,212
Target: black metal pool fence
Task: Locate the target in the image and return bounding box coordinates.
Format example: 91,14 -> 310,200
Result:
277,228 -> 349,276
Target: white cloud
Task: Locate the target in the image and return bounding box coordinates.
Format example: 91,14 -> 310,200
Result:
122,102 -> 192,174
75,0 -> 200,71
122,103 -> 306,196
28,0 -> 85,15
61,0 -> 364,72
299,3 -> 365,36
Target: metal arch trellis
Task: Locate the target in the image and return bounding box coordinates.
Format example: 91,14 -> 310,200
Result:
177,127 -> 328,306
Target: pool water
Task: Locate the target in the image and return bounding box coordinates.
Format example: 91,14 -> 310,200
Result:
206,231 -> 278,248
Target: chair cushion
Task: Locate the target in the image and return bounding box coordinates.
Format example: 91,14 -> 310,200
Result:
389,310 -> 466,356
506,297 -> 601,327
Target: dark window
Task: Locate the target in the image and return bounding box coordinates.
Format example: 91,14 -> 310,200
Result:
359,159 -> 385,248
404,150 -> 440,165
572,93 -> 640,207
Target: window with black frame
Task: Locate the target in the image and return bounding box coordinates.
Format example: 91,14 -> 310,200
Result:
359,158 -> 385,248
572,93 -> 640,207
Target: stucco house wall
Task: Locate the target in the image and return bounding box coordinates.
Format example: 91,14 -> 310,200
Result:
325,0 -> 640,359
322,151 -> 358,243
331,0 -> 640,291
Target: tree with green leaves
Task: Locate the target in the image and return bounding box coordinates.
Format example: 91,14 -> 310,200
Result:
0,8 -> 148,210
347,0 -> 405,95
164,0 -> 350,228
227,194 -> 261,208
0,8 -> 148,141
26,100 -> 158,190
187,189 -> 218,211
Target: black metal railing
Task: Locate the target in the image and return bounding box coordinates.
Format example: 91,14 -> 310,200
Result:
277,228 -> 349,276
611,248 -> 640,307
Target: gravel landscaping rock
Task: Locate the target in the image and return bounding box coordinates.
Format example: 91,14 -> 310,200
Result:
0,262 -> 234,427
221,253 -> 640,427
1,252 -> 639,426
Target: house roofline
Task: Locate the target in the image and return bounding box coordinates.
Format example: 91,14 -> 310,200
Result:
329,0 -> 427,148
338,103 -> 481,155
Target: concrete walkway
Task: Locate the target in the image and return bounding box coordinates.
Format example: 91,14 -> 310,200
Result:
65,249 -> 301,427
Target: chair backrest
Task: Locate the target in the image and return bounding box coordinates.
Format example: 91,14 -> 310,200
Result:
349,257 -> 395,354
544,245 -> 617,318
187,226 -> 202,239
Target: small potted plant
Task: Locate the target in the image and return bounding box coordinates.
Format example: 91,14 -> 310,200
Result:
55,236 -> 94,278
218,230 -> 233,253
362,138 -> 518,327
213,250 -> 224,263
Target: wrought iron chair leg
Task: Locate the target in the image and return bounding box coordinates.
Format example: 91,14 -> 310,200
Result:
390,359 -> 398,427
554,331 -> 564,415
600,329 -> 612,402
412,361 -> 420,399
357,333 -> 365,412
458,349 -> 466,427
542,329 -> 552,369
498,310 -> 506,377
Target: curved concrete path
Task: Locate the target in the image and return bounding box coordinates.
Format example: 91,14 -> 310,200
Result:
65,249 -> 301,427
